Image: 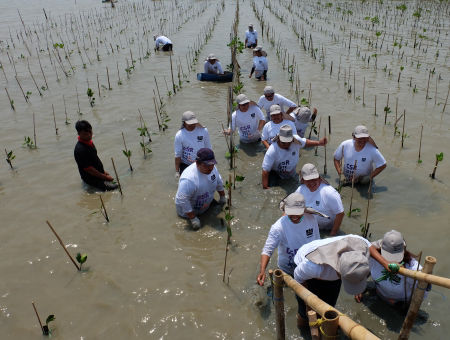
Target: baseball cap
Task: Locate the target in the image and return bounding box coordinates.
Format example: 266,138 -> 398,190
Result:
248,23 -> 254,28
301,163 -> 320,180
294,107 -> 312,123
353,125 -> 369,138
339,251 -> 370,295
283,193 -> 306,216
279,124 -> 294,142
236,94 -> 250,105
196,148 -> 217,165
381,230 -> 405,263
264,86 -> 275,95
207,53 -> 217,60
253,46 -> 262,52
269,104 -> 282,115
182,111 -> 198,125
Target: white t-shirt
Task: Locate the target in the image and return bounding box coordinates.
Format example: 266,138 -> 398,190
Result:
295,183 -> 344,230
294,235 -> 372,283
333,139 -> 386,180
262,141 -> 304,179
175,163 -> 224,217
262,214 -> 320,275
290,113 -> 309,137
174,127 -> 212,165
369,257 -> 423,302
261,120 -> 298,145
204,61 -> 223,74
230,106 -> 265,143
245,30 -> 258,45
258,94 -> 297,121
155,36 -> 172,48
252,56 -> 268,77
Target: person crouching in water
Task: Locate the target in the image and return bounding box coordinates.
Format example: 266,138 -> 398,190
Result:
204,54 -> 224,74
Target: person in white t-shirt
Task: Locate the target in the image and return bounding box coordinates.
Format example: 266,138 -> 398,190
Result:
174,111 -> 212,177
175,148 -> 226,230
290,106 -> 317,137
295,163 -> 344,235
355,230 -> 427,305
245,24 -> 258,48
262,125 -> 327,189
249,46 -> 268,80
224,94 -> 265,143
258,86 -> 297,121
333,125 -> 387,184
293,234 -> 384,326
154,35 -> 173,51
204,54 -> 224,74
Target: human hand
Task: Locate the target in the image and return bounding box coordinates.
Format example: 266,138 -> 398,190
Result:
257,272 -> 266,286
354,294 -> 363,303
105,175 -> 114,181
218,195 -> 227,205
190,217 -> 201,230
175,171 -> 180,179
248,74 -> 252,78
319,137 -> 327,146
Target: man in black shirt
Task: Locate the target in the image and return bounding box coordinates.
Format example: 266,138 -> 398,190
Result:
74,120 -> 118,191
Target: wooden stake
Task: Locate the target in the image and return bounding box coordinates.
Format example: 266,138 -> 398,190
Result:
348,160 -> 358,216
153,97 -> 161,131
425,70 -> 431,101
307,310 -> 320,340
116,61 -> 121,84
324,128 -> 327,175
111,157 -> 122,195
374,95 -> 376,116
384,94 -> 389,124
363,177 -> 373,235
121,132 -> 133,171
99,195 -> 109,222
28,62 -> 42,96
328,115 -> 331,135
62,95 -> 69,124
33,112 -> 37,147
363,77 -> 365,106
5,87 -> 15,111
45,220 -> 80,271
31,302 -> 45,335
169,54 -> 176,94
16,76 -> 28,103
314,117 -> 322,156
52,104 -> 58,135
401,109 -> 406,148
443,83 -> 449,113
418,125 -> 423,162
76,87 -> 81,115
96,73 -> 101,97
106,66 -> 111,90
273,270 -> 286,340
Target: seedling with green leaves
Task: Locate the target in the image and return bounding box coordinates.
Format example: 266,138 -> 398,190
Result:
86,88 -> 95,107
430,152 -> 444,179
300,97 -> 309,106
5,149 -> 15,169
122,132 -> 133,171
23,136 -> 36,149
76,253 -> 87,270
227,37 -> 245,54
42,314 -> 55,335
347,208 -> 361,217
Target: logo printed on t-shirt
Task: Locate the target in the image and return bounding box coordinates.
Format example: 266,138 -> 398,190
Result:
251,113 -> 255,118
197,136 -> 203,141
210,174 -> 216,181
292,151 -> 296,156
315,200 -> 320,206
305,228 -> 314,237
362,157 -> 366,162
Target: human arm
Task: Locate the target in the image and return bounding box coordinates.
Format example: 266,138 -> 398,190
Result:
175,178 -> 196,218
249,66 -> 255,78
369,149 -> 386,179
258,120 -> 265,133
203,128 -> 212,150
262,140 -> 270,149
175,157 -> 181,174
217,62 -> 224,75
369,245 -> 390,270
330,212 -> 344,236
257,226 -> 281,284
305,137 -> 327,147
334,158 -> 342,175
257,255 -> 270,285
262,170 -> 269,189
84,167 -> 113,181
370,164 -> 386,179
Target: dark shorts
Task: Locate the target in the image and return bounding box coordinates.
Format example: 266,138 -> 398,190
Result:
268,170 -> 281,187
297,279 -> 342,318
162,44 -> 173,51
247,43 -> 257,48
179,162 -> 189,174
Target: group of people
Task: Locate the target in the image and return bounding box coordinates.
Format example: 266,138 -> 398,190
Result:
72,24 -> 423,333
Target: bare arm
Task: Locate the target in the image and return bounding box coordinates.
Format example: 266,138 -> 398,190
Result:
282,112 -> 295,122
85,167 -> 113,181
330,212 -> 344,236
175,157 -> 181,173
369,245 -> 389,270
258,120 -> 265,132
257,254 -> 271,286
334,158 -> 342,175
262,140 -> 270,150
262,170 -> 269,189
305,137 -> 327,147
285,106 -> 297,115
370,164 -> 386,179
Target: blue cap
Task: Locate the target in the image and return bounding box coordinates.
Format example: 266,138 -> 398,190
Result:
196,148 -> 217,165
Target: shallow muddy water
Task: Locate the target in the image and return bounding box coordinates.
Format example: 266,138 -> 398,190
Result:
0,0 -> 449,339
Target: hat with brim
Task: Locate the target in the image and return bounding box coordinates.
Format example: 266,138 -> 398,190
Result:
264,86 -> 275,95
182,111 -> 199,125
249,24 -> 254,28
381,230 -> 405,263
301,163 -> 320,180
207,53 -> 218,61
339,251 -> 370,295
236,94 -> 250,105
269,104 -> 282,115
283,193 -> 306,215
294,107 -> 312,123
196,148 -> 217,165
353,125 -> 369,138
278,124 -> 294,143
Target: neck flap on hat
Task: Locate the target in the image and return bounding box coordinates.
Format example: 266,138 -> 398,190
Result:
305,236 -> 369,272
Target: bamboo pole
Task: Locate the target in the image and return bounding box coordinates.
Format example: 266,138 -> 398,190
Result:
99,195 -> 109,222
169,54 -> 176,94
314,117 -> 321,156
324,128 -> 327,175
16,76 -> 28,103
443,83 -> 449,113
273,270 -> 286,340
153,97 -> 161,131
401,109 -> 406,148
363,177 -> 373,234
282,272 -> 380,340
111,157 -> 123,195
5,87 -> 15,111
418,125 -> 423,162
106,66 -> 111,90
374,95 -> 376,116
45,220 -> 80,271
307,310 -> 320,340
31,302 -> 45,335
348,160 -> 358,216
363,77 -> 365,105
97,73 -> 101,97
52,104 -> 58,135
398,264 -> 450,289
33,112 -> 37,148
384,94 -> 389,124
399,256 -> 437,339
322,310 -> 339,338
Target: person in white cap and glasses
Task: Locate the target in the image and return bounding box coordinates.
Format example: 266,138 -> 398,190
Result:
175,148 -> 226,230
174,111 -> 212,177
355,230 -> 426,305
262,125 -> 326,189
290,106 -> 317,138
296,163 -> 344,236
245,23 -> 258,48
293,234 -> 384,327
154,34 -> 173,51
204,54 -> 224,74
261,104 -> 297,149
224,94 -> 265,143
257,193 -> 323,312
333,125 -> 386,184
258,86 -> 297,121
249,46 -> 268,80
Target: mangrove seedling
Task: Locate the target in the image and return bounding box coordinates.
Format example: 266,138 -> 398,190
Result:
347,208 -> 361,217
76,253 -> 87,270
42,315 -> 55,335
430,152 -> 444,179
300,97 -> 309,106
5,149 -> 15,169
86,88 -> 95,107
26,91 -> 32,100
23,136 -> 35,149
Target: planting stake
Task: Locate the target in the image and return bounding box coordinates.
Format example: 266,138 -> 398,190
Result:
384,94 -> 389,124
153,97 -> 161,131
51,104 -> 58,135
33,112 -> 37,147
106,67 -> 111,90
418,125 -> 423,162
62,95 -> 69,124
5,87 -> 15,111
169,54 -> 176,94
324,128 -> 327,175
314,117 -> 321,156
401,110 -> 406,148
348,160 -> 358,217
425,70 -> 431,101
328,115 -> 331,135
15,76 -> 28,103
28,62 -> 42,96
45,220 -> 80,271
363,177 -> 373,235
111,157 -> 122,195
31,302 -> 45,335
99,195 -> 109,222
374,95 -> 376,116
363,77 -> 365,105
443,83 -> 449,113
75,87 -> 81,115
96,73 -> 101,97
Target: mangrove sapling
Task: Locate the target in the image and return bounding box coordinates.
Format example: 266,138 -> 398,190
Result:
430,152 -> 444,179
86,88 -> 95,107
5,88 -> 15,111
121,132 -> 133,171
76,252 -> 87,270
5,149 -> 15,169
63,95 -> 70,125
45,221 -> 81,271
23,136 -> 36,149
99,195 -> 109,222
43,315 -> 55,335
